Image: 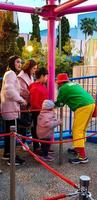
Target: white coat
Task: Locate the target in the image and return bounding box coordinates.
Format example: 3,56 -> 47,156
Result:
1,70 -> 25,120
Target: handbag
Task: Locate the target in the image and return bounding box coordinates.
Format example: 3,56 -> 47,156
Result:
92,104 -> 97,117
18,111 -> 32,128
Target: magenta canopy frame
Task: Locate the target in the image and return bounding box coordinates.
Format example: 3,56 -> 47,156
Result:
0,0 -> 97,100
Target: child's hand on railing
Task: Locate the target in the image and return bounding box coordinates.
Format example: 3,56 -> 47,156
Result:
59,120 -> 63,125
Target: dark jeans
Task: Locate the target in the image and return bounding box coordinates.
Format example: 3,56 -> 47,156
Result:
17,117 -> 27,144
31,111 -> 40,151
4,119 -> 27,156
17,127 -> 27,144
4,120 -> 15,156
41,138 -> 50,157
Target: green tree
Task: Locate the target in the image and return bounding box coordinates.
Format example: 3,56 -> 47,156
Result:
80,18 -> 97,39
63,40 -> 72,55
0,15 -> 19,73
22,39 -> 47,66
55,49 -> 73,76
57,16 -> 70,51
16,37 -> 25,56
30,14 -> 41,42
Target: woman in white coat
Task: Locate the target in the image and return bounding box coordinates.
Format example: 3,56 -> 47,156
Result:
1,55 -> 26,165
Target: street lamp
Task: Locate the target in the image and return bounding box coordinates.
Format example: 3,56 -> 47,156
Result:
26,45 -> 33,58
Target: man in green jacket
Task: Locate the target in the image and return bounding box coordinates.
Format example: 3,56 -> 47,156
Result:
55,73 -> 95,164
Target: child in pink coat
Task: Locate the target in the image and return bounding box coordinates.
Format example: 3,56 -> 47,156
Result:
37,100 -> 62,162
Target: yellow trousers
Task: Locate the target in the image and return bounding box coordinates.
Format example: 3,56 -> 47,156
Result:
72,104 -> 95,148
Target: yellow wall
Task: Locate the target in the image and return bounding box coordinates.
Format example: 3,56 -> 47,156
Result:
84,39 -> 97,66
73,39 -> 97,78
73,39 -> 97,93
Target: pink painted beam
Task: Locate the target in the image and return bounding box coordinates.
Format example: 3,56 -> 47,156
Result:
54,0 -> 87,16
48,19 -> 55,100
47,0 -> 56,101
58,4 -> 97,17
0,3 -> 35,14
48,0 -> 56,5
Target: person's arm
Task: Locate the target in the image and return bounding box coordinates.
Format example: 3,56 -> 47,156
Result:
55,87 -> 65,107
50,118 -> 62,128
18,77 -> 30,102
4,72 -> 26,104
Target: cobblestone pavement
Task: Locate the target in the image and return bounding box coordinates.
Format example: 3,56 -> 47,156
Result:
0,142 -> 97,200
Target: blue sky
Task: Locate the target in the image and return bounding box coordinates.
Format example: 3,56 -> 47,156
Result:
0,0 -> 96,33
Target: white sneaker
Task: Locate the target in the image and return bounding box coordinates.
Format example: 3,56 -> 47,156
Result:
22,143 -> 30,151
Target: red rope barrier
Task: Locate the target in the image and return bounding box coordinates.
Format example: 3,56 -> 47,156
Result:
43,193 -> 67,200
0,133 -> 11,137
16,134 -> 78,190
0,108 -> 42,115
18,131 -> 97,144
0,131 -> 96,143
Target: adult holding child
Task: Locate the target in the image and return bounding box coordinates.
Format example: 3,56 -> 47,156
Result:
1,55 -> 26,165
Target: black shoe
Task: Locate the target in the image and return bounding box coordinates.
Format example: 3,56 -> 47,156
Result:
69,157 -> 89,164
39,155 -> 54,162
48,149 -> 55,155
16,155 -> 25,164
7,155 -> 25,166
2,154 -> 10,161
33,148 -> 42,155
67,148 -> 77,155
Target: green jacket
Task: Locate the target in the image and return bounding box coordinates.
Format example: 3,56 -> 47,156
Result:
55,82 -> 95,111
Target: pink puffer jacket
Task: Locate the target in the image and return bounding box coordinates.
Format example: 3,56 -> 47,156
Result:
1,70 -> 25,120
18,70 -> 34,103
37,110 -> 61,139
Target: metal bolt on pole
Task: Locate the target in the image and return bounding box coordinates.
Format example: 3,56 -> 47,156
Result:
10,125 -> 16,200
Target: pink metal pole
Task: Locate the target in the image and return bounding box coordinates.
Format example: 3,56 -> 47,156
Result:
47,0 -> 56,100
48,0 -> 56,5
54,0 -> 87,16
0,3 -> 35,14
59,4 -> 97,16
48,19 -> 55,100
0,2 -> 97,18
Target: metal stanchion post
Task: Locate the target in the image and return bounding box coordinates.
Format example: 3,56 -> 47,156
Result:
79,175 -> 92,200
10,125 -> 16,200
59,107 -> 63,165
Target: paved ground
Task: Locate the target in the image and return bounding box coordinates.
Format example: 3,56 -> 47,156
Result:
0,142 -> 97,200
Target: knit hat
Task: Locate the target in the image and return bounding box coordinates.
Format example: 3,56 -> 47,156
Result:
42,100 -> 55,110
56,73 -> 69,84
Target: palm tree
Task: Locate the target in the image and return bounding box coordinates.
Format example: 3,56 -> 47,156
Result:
80,18 -> 97,39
